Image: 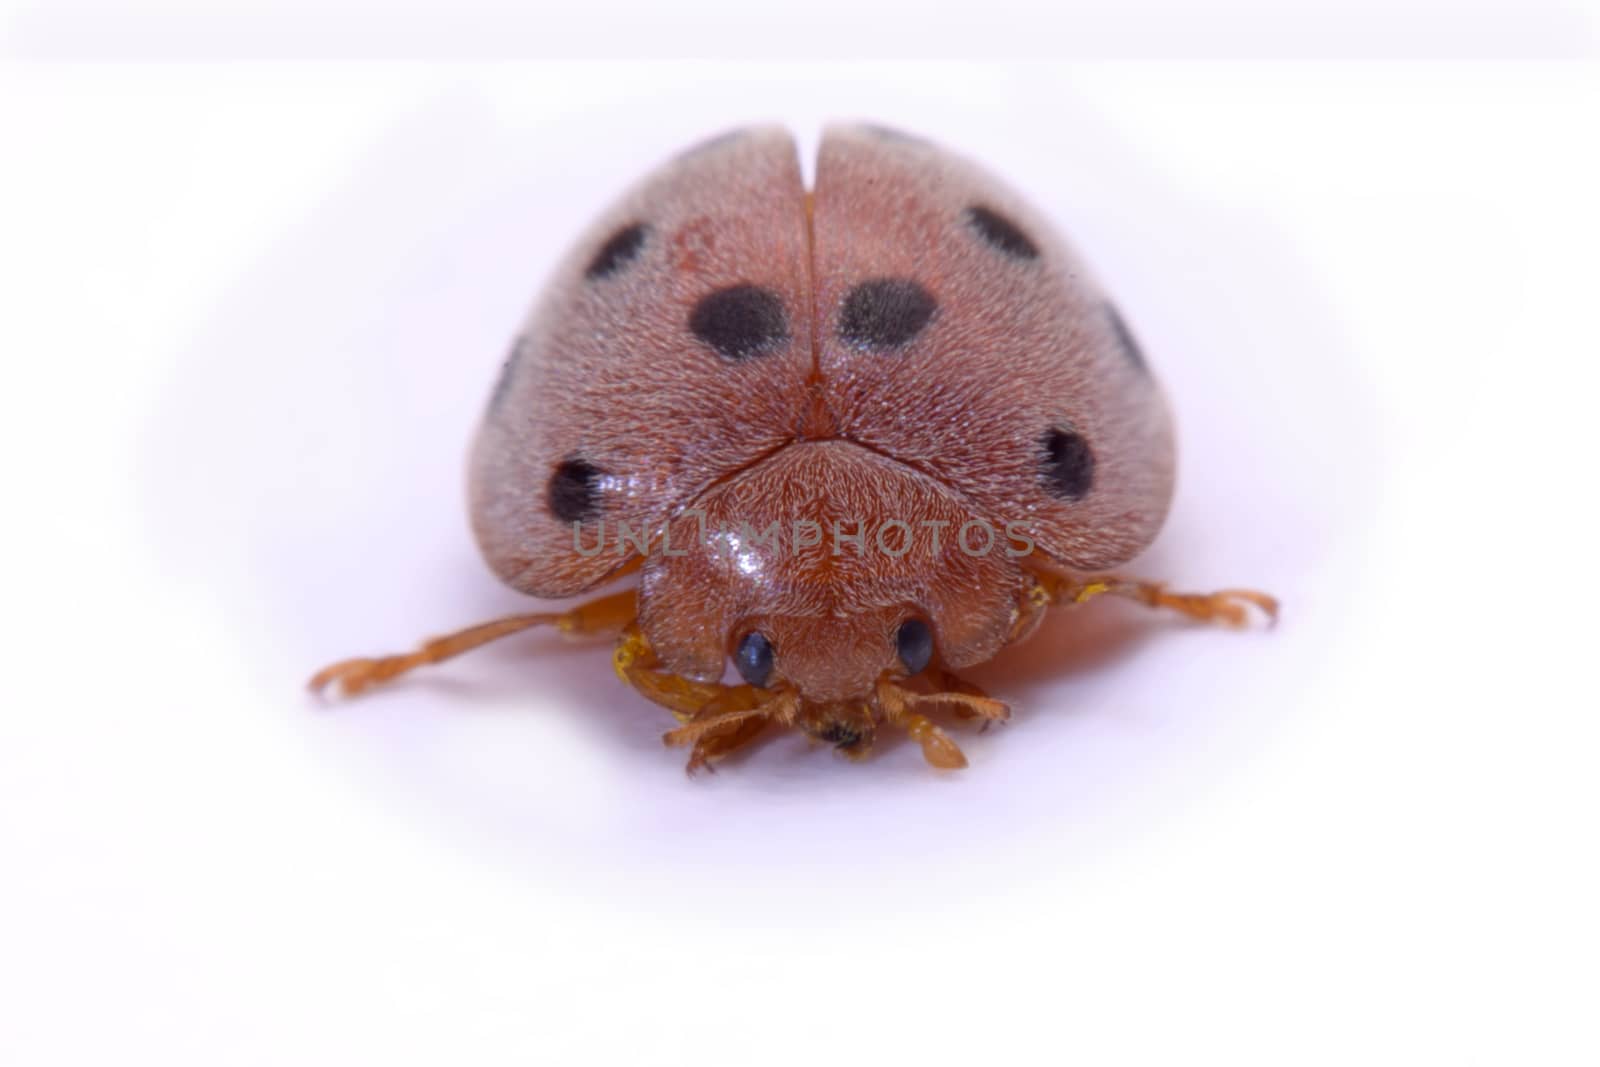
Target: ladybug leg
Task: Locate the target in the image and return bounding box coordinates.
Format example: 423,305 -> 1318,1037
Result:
612,622 -> 730,721
663,689 -> 799,776
614,624 -> 798,773
677,714 -> 773,775
308,589 -> 638,697
1034,572 -> 1279,629
875,680 -> 970,770
927,668 -> 1011,730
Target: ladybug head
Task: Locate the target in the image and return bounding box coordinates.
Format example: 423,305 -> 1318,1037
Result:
725,608 -> 929,704
637,440 -> 1025,706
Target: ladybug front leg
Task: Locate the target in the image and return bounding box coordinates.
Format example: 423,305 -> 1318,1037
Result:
664,689 -> 800,775
309,589 -> 638,697
1030,571 -> 1279,628
927,667 -> 1012,730
611,622 -> 728,721
612,623 -> 797,773
875,679 -> 973,769
674,713 -> 773,775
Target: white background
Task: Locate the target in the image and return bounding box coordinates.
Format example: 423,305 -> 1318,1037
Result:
3,5 -> 1599,1064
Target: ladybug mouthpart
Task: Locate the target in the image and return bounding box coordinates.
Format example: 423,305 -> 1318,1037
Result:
803,706 -> 876,757
651,667 -> 1011,774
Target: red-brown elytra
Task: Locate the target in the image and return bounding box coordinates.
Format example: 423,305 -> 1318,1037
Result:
310,125 -> 1277,774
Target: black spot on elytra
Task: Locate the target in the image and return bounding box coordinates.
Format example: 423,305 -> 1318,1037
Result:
689,285 -> 789,360
1041,427 -> 1095,501
547,458 -> 604,523
734,631 -> 775,688
895,618 -> 934,676
838,279 -> 936,350
584,222 -> 648,279
1104,304 -> 1148,372
966,205 -> 1039,260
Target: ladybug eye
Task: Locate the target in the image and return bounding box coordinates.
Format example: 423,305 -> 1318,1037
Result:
734,632 -> 775,688
895,618 -> 934,676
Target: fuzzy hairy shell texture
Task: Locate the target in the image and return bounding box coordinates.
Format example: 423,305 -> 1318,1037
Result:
810,126 -> 1174,567
471,127 -> 816,596
638,440 -> 1028,700
469,124 -> 1176,697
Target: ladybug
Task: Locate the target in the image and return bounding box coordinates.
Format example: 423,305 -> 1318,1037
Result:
310,124 -> 1276,773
